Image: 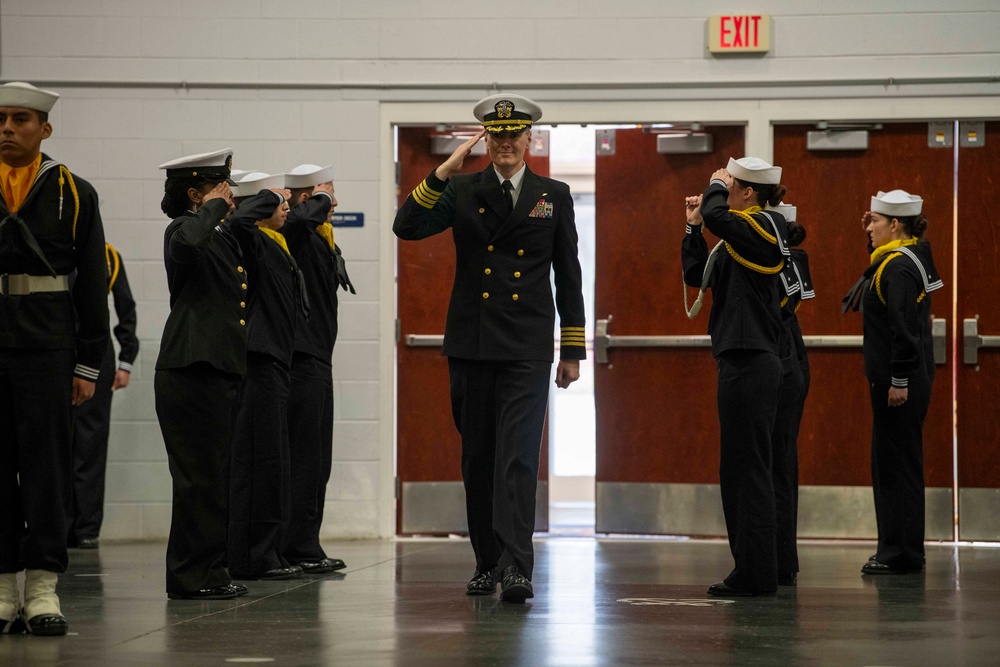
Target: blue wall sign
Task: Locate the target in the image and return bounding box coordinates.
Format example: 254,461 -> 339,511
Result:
331,212 -> 364,227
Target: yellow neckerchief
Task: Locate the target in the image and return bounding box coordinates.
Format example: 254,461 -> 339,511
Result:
870,238 -> 919,305
0,154 -> 42,212
723,205 -> 785,274
259,226 -> 290,255
316,222 -> 336,251
870,237 -> 917,264
105,243 -> 121,292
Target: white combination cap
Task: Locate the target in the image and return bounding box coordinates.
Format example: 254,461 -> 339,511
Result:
158,148 -> 236,183
0,82 -> 59,113
727,156 -> 782,185
473,94 -> 541,134
233,171 -> 284,198
285,164 -> 334,189
871,189 -> 922,217
767,202 -> 796,223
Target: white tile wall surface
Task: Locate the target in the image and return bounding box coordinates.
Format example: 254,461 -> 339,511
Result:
1,0 -> 997,540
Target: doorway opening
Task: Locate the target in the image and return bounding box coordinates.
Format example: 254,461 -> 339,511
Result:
546,124 -> 597,534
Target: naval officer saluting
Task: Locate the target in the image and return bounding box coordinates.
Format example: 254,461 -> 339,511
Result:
393,94 -> 586,603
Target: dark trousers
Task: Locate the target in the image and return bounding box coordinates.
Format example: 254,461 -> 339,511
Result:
0,348 -> 75,574
448,357 -> 551,579
771,358 -> 806,577
229,353 -> 292,575
68,343 -> 116,542
869,374 -> 931,570
717,349 -> 782,593
283,352 -> 333,564
155,364 -> 240,595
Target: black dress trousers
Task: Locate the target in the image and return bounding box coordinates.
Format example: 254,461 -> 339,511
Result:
229,352 -> 293,575
68,342 -> 117,542
155,363 -> 241,595
0,348 -> 75,574
771,354 -> 804,578
717,349 -> 782,594
448,357 -> 551,579
283,352 -> 334,564
869,374 -> 931,570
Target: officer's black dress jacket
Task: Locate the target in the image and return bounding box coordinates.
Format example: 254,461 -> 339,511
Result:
106,244 -> 139,370
682,181 -> 787,357
156,190 -> 283,374
282,193 -> 336,361
0,153 -> 109,379
241,229 -> 305,369
393,166 -> 586,362
856,241 -> 941,388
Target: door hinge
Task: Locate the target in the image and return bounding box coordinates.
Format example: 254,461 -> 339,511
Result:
395,318 -> 401,344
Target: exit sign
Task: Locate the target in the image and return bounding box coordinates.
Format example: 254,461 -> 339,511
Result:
707,14 -> 771,53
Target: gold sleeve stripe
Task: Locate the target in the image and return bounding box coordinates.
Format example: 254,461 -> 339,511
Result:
561,327 -> 586,332
411,180 -> 443,209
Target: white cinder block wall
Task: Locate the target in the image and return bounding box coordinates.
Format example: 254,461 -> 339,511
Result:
1,0 -> 998,539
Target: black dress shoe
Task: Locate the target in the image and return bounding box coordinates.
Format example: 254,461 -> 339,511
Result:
707,581 -> 775,597
499,565 -> 533,603
24,612 -> 69,636
231,567 -> 302,581
231,583 -> 249,597
466,568 -> 498,596
778,573 -> 797,587
1,614 -> 26,635
861,559 -> 915,575
167,585 -> 239,600
78,538 -> 100,550
298,558 -> 347,575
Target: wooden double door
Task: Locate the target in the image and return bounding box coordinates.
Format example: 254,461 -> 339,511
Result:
594,121 -> 998,541
394,120 -> 1000,541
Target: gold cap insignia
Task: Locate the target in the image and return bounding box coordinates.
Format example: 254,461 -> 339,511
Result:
495,100 -> 514,119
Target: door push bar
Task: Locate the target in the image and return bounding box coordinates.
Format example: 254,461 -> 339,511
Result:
595,317 -> 949,366
405,334 -> 444,347
963,317 -> 1000,365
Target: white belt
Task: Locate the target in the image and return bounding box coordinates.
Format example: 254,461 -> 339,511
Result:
0,274 -> 70,295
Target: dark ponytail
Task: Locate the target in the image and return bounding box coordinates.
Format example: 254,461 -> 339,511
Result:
735,179 -> 787,208
896,213 -> 928,241
787,220 -> 806,247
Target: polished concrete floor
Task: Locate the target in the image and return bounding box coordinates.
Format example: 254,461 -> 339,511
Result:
2,537 -> 1000,666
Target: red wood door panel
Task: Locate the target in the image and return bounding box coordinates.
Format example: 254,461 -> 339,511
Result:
774,123 -> 954,492
594,126 -> 745,534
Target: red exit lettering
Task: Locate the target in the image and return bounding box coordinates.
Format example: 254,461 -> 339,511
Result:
719,15 -> 761,49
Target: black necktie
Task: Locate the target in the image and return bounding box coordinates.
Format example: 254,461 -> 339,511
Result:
501,180 -> 513,216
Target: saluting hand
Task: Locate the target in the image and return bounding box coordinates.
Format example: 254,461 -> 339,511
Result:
270,187 -> 292,203
435,129 -> 486,181
711,168 -> 733,187
685,195 -> 703,226
203,181 -> 232,204
862,210 -> 873,231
